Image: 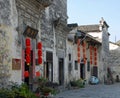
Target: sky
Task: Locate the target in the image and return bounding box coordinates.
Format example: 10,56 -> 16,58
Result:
67,0 -> 120,42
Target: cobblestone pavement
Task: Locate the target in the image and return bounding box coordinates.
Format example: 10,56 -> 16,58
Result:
55,83 -> 120,98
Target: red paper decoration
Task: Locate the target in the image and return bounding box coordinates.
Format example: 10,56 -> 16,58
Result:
77,39 -> 81,63
82,41 -> 86,64
38,42 -> 42,49
38,57 -> 42,64
78,53 -> 80,57
77,47 -> 80,51
25,55 -> 31,63
24,71 -> 29,77
36,71 -> 40,77
38,50 -> 42,56
77,39 -> 80,45
26,38 -> 31,46
26,47 -> 31,54
94,47 -> 97,66
25,38 -> 31,65
38,42 -> 42,64
89,46 -> 93,65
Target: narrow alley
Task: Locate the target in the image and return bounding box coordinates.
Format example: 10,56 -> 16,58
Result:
55,83 -> 120,98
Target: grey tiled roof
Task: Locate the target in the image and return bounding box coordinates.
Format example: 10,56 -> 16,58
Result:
78,25 -> 100,32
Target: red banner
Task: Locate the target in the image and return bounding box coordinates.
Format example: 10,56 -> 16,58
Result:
77,39 -> 81,63
94,47 -> 97,66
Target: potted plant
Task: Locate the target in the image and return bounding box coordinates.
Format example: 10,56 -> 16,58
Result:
41,87 -> 53,96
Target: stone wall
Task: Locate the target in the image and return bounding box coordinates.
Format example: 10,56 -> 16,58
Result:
109,43 -> 120,80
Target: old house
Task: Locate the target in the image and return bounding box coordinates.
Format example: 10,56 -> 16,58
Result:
67,24 -> 101,83
0,0 -> 71,89
77,18 -> 110,83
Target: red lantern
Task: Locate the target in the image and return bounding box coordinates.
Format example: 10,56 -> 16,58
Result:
26,38 -> 31,46
94,57 -> 97,61
77,39 -> 80,45
38,50 -> 42,56
26,47 -> 31,54
94,52 -> 97,56
90,61 -> 92,64
36,71 -> 40,77
38,42 -> 42,49
24,71 -> 29,77
78,53 -> 80,57
82,42 -> 86,47
94,62 -> 97,65
77,47 -> 80,51
94,48 -> 97,51
26,55 -> 31,63
38,57 -> 42,64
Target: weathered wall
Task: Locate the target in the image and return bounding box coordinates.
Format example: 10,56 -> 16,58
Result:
41,0 -> 68,84
109,42 -> 120,80
0,0 -> 19,86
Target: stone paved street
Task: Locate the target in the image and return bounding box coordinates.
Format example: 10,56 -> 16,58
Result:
55,83 -> 120,98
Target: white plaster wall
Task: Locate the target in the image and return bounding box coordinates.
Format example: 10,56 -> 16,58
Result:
88,32 -> 102,42
109,42 -> 119,50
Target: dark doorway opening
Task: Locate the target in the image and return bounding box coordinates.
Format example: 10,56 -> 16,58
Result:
24,50 -> 34,90
59,58 -> 64,85
92,66 -> 98,77
46,52 -> 53,81
80,63 -> 85,79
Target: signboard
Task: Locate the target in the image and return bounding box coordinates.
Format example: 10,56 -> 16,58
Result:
12,59 -> 21,70
23,26 -> 38,39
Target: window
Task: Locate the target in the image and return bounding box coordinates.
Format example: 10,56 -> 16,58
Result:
68,54 -> 71,61
68,63 -> 72,74
75,61 -> 78,70
87,61 -> 90,71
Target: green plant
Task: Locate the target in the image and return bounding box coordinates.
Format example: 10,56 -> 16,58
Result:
38,77 -> 48,88
41,87 -> 53,94
16,83 -> 37,98
0,88 -> 15,98
70,79 -> 85,88
0,83 -> 38,98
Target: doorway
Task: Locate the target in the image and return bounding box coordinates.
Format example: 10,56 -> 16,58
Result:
46,52 -> 53,81
24,50 -> 34,89
59,58 -> 64,85
92,66 -> 98,77
80,63 -> 85,79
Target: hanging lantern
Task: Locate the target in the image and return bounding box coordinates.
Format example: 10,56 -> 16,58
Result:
26,38 -> 31,46
94,62 -> 97,65
94,57 -> 97,61
77,39 -> 80,46
24,71 -> 29,77
77,47 -> 80,51
38,50 -> 42,56
94,47 -> 97,51
26,47 -> 31,54
38,57 -> 42,64
36,71 -> 40,77
26,55 -> 31,64
78,53 -> 80,57
90,61 -> 92,65
37,42 -> 42,49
